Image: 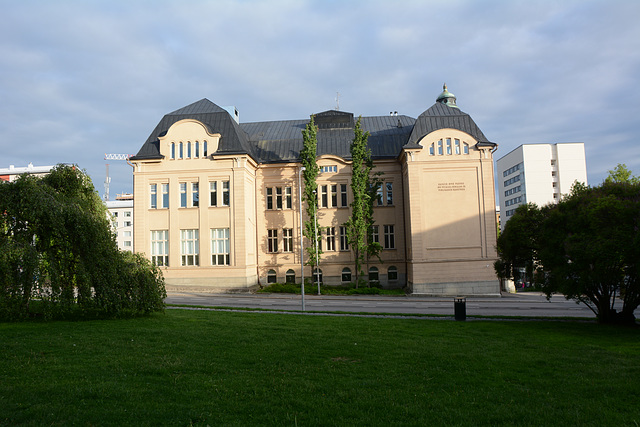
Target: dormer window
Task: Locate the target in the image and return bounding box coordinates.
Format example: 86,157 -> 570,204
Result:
430,138 -> 470,156
321,165 -> 337,173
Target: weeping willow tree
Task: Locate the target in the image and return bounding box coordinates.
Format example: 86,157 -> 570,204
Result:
0,164 -> 166,320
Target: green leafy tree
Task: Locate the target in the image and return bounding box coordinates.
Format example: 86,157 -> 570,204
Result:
345,117 -> 382,287
536,181 -> 640,324
604,163 -> 640,185
496,176 -> 640,324
0,164 -> 166,320
494,203 -> 543,287
300,116 -> 322,281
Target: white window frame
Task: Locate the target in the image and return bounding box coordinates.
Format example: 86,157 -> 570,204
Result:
180,229 -> 199,266
211,228 -> 230,266
151,230 -> 169,266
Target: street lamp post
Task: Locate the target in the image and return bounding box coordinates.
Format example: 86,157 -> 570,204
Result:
298,166 -> 305,311
312,189 -> 320,295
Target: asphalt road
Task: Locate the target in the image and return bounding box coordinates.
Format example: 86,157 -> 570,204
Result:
164,291 -> 635,319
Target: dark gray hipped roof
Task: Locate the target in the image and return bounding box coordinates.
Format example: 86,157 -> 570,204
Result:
130,99 -> 255,161
243,114 -> 414,163
406,102 -> 488,147
131,98 -> 490,163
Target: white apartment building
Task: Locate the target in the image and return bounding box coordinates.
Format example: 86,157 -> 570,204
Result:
496,143 -> 587,230
106,194 -> 134,251
0,163 -> 55,182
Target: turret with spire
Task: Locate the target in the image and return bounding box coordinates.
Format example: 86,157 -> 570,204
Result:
436,83 -> 458,108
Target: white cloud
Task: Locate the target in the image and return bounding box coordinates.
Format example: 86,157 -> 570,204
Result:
1,0 -> 639,195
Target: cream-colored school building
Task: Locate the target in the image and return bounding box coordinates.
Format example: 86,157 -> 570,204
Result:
130,86 -> 500,295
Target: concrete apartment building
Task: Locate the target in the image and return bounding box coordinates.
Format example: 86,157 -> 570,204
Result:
496,143 -> 587,230
130,86 -> 500,295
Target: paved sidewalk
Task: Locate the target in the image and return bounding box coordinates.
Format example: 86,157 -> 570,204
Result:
165,290 -> 625,319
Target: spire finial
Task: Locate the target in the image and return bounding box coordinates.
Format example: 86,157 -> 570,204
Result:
436,84 -> 458,108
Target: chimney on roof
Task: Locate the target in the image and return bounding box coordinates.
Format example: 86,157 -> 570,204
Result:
223,106 -> 240,124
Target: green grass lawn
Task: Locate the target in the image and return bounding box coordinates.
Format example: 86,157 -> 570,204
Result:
1,309 -> 639,426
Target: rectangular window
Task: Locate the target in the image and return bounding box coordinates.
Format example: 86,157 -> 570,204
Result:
321,165 -> 337,173
386,182 -> 393,205
150,184 -> 157,209
285,187 -> 292,209
180,229 -> 199,266
123,241 -> 132,247
321,185 -> 328,208
162,184 -> 169,208
283,228 -> 293,252
211,228 -> 230,266
455,139 -> 461,155
371,225 -> 379,244
267,229 -> 278,253
276,187 -> 283,209
340,226 -> 349,251
326,227 -> 335,251
384,225 -> 395,249
124,221 -> 132,227
124,211 -> 131,217
210,182 -> 218,206
340,184 -> 348,207
331,185 -> 337,207
222,181 -> 230,206
376,186 -> 383,206
266,187 -> 273,210
151,230 -> 169,266
192,182 -> 199,207
180,182 -> 187,208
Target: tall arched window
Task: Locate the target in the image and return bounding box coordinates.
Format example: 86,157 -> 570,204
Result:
187,142 -> 191,158
179,142 -> 184,159
267,269 -> 277,284
285,269 -> 296,284
203,141 -> 208,157
171,143 -> 175,159
195,141 -> 200,158
368,266 -> 379,282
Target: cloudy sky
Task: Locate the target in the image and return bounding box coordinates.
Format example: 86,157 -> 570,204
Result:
2,0 -> 639,200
